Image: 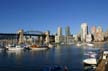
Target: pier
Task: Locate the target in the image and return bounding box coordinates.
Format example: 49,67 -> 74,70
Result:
96,54 -> 108,71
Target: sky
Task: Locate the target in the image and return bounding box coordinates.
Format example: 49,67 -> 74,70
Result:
0,0 -> 108,35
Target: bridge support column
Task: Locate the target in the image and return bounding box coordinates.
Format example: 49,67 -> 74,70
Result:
45,31 -> 50,44
18,29 -> 24,44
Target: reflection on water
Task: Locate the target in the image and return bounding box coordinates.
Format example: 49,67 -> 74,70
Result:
0,44 -> 106,71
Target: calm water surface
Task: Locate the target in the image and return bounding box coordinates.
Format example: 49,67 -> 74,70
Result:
0,44 -> 106,71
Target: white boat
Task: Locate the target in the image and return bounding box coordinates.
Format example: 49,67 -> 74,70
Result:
8,47 -> 23,51
6,44 -> 23,51
83,48 -> 102,66
103,48 -> 108,55
87,43 -> 94,47
103,50 -> 108,55
48,44 -> 54,48
76,43 -> 82,47
103,49 -> 108,60
83,58 -> 97,65
89,53 -> 97,58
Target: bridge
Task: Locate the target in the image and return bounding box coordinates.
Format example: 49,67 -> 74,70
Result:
0,30 -> 46,44
0,30 -> 45,36
0,30 -> 55,44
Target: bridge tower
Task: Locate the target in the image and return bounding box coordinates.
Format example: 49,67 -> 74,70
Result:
17,29 -> 24,44
45,31 -> 50,44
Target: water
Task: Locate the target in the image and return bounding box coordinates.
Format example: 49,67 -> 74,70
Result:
0,44 -> 106,71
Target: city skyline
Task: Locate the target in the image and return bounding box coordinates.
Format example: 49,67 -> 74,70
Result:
0,0 -> 108,34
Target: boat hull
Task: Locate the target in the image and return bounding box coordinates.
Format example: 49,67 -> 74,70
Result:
87,43 -> 94,47
8,48 -> 23,51
31,48 -> 48,50
83,58 -> 97,65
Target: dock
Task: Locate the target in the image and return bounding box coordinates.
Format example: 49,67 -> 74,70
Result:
96,57 -> 108,71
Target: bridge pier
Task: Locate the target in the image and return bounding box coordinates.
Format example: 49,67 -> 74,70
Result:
17,29 -> 24,44
45,31 -> 50,44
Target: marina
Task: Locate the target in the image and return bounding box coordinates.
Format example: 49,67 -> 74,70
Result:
0,42 -> 107,71
0,0 -> 108,71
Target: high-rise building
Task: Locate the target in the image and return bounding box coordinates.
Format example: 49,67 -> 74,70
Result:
96,26 -> 103,33
91,26 -> 96,35
57,27 -> 62,36
55,27 -> 63,43
86,33 -> 92,42
81,23 -> 88,42
65,26 -> 71,36
94,26 -> 104,42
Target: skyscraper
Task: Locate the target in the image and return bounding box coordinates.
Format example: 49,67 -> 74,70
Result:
81,23 -> 88,42
91,26 -> 96,41
91,26 -> 96,35
94,26 -> 104,42
55,27 -> 63,43
65,26 -> 71,36
96,26 -> 103,33
57,27 -> 62,36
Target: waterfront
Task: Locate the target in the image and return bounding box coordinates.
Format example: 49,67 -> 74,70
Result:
0,43 -> 106,71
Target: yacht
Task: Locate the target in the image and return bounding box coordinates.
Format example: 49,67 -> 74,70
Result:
6,44 -> 23,51
83,48 -> 102,66
83,58 -> 97,65
30,44 -> 49,51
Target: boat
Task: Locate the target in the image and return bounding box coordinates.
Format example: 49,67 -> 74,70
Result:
6,44 -> 23,51
87,43 -> 94,47
76,43 -> 82,47
23,44 -> 31,50
30,44 -> 49,51
83,58 -> 97,65
103,48 -> 108,60
103,48 -> 108,55
84,65 -> 96,71
83,48 -> 102,66
48,44 -> 54,48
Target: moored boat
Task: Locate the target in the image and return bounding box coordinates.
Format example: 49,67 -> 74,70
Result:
30,44 -> 49,51
83,48 -> 102,66
103,48 -> 108,60
87,43 -> 94,47
76,43 -> 82,47
83,58 -> 97,65
48,44 -> 54,48
6,44 -> 23,51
